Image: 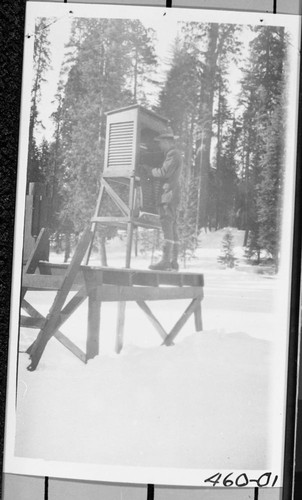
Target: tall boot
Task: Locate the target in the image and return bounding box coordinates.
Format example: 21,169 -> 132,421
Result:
171,241 -> 179,271
149,240 -> 172,270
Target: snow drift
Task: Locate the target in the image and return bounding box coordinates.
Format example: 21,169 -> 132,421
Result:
16,330 -> 271,470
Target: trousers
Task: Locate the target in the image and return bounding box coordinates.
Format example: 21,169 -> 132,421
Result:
159,204 -> 179,261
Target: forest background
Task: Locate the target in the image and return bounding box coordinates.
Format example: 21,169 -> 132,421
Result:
27,13 -> 289,269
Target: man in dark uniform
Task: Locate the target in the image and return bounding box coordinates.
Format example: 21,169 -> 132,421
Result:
147,131 -> 182,271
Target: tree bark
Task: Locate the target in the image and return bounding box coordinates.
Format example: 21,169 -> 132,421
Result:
197,24 -> 219,230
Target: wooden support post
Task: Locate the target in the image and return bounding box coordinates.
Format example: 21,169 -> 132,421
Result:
21,228 -> 50,302
86,286 -> 102,360
125,223 -> 134,269
23,228 -> 49,274
115,299 -> 126,354
194,297 -> 203,332
119,173 -> 136,350
84,183 -> 105,265
125,173 -> 136,269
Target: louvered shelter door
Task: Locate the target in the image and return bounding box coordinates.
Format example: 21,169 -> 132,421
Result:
104,120 -> 136,178
88,118 -> 139,267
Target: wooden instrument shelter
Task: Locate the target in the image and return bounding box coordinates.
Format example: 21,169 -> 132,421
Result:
90,105 -> 171,268
103,104 -> 169,179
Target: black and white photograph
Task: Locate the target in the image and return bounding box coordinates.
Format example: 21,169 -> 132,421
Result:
3,1 -> 301,487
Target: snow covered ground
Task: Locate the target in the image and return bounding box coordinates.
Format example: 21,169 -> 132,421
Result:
13,229 -> 284,476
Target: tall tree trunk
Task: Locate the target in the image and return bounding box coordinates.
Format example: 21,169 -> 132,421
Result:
64,232 -> 71,262
215,75 -> 222,229
197,24 -> 219,229
133,46 -> 138,102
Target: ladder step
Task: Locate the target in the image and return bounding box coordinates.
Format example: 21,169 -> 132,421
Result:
91,216 -> 129,225
91,216 -> 161,230
132,220 -> 161,229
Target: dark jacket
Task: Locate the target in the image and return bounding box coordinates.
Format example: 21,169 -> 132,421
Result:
151,148 -> 182,205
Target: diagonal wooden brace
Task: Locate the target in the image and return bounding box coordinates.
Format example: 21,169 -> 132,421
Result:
162,296 -> 203,347
102,178 -> 130,216
136,300 -> 174,344
21,299 -> 87,363
27,228 -> 93,371
23,284 -> 88,353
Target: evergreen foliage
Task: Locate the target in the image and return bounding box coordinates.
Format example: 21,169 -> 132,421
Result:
256,103 -> 284,267
158,22 -> 242,257
239,26 -> 287,266
54,18 -> 157,235
28,18 -> 52,184
27,17 -> 290,270
218,228 -> 237,268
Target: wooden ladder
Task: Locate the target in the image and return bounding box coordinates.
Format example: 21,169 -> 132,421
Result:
85,175 -> 161,269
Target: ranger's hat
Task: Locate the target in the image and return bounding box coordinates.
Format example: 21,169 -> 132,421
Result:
155,128 -> 178,141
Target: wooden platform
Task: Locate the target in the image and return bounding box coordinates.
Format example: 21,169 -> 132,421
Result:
37,261 -> 204,288
20,229 -> 204,370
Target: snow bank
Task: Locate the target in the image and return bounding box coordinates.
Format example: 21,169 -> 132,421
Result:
15,331 -> 271,470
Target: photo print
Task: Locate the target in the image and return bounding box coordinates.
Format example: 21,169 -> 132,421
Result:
3,1 -> 301,487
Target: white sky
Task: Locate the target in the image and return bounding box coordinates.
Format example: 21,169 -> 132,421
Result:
33,5 -> 300,145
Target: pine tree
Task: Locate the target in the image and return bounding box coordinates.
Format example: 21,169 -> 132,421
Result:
55,18 -> 133,233
158,22 -> 242,258
238,26 -> 287,265
45,18 -> 159,262
213,89 -> 239,229
218,228 -> 237,268
257,103 -> 284,268
123,20 -> 157,104
28,17 -> 52,183
47,81 -> 65,234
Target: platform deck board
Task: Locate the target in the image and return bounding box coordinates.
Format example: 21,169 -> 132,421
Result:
37,262 -> 204,288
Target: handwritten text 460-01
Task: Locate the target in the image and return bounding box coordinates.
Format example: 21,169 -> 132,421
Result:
204,472 -> 279,488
